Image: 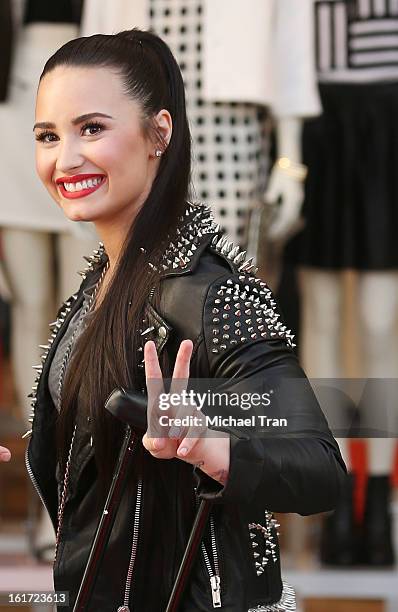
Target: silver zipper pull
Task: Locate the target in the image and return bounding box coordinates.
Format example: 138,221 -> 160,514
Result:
210,575 -> 222,608
117,606 -> 130,612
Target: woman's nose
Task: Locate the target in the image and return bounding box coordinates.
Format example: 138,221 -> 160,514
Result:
55,139 -> 85,173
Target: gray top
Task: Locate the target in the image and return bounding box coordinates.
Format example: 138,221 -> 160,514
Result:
48,284 -> 96,411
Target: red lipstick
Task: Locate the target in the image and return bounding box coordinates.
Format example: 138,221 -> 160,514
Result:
55,174 -> 106,200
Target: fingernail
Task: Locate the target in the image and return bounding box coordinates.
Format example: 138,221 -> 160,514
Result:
178,446 -> 188,456
154,438 -> 165,450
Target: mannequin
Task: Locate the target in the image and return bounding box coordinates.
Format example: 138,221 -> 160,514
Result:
265,119 -> 305,243
81,0 -> 321,247
265,0 -> 398,565
0,0 -> 98,561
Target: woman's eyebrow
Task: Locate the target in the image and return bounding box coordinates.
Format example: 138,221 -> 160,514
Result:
33,112 -> 114,131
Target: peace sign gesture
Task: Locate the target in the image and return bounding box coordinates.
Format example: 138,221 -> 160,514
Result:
142,339 -> 230,485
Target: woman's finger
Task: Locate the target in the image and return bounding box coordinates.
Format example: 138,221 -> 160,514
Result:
176,416 -> 209,460
168,395 -> 199,439
0,446 -> 11,462
144,340 -> 166,438
171,339 -> 193,380
176,437 -> 200,460
142,432 -> 177,459
169,339 -> 193,401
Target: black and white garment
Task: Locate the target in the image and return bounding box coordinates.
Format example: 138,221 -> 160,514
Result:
149,0 -> 270,245
315,0 -> 398,82
287,0 -> 398,269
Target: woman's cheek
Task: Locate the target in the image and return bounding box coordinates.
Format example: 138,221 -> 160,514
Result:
35,151 -> 52,189
35,151 -> 45,185
35,160 -> 60,205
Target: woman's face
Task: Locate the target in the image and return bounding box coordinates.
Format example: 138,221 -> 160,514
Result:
34,66 -> 172,227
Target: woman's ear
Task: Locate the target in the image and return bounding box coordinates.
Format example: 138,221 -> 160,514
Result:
154,108 -> 173,151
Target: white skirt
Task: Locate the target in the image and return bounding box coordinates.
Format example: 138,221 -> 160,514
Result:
0,23 -> 90,234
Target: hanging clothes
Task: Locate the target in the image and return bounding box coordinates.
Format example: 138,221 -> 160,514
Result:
287,0 -> 398,269
201,0 -> 320,117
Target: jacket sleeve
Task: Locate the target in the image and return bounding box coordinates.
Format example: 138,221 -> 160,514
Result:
192,270 -> 348,515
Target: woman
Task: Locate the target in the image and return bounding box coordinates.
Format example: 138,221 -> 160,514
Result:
20,28 -> 346,611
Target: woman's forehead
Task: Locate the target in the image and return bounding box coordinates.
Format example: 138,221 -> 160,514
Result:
38,64 -> 124,93
36,66 -> 138,119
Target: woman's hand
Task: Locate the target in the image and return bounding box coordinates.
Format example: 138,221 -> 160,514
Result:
0,445 -> 11,462
142,340 -> 230,486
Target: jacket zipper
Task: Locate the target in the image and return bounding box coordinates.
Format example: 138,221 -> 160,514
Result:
25,445 -> 54,528
25,446 -> 48,515
117,477 -> 143,612
116,284 -> 153,610
199,509 -> 222,608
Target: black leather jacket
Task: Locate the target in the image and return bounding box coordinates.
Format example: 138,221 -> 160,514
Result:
25,203 -> 347,611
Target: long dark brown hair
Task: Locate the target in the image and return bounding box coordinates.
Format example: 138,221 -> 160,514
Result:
40,28 -> 192,492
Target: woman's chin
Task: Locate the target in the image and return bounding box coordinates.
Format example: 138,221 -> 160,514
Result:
59,203 -> 100,223
62,210 -> 97,223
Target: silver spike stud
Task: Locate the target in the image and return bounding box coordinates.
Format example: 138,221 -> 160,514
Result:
238,257 -> 254,271
221,241 -> 234,255
140,326 -> 155,337
228,246 -> 241,260
234,251 -> 247,265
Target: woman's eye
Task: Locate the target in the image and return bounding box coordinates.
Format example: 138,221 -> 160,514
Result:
35,131 -> 58,143
82,122 -> 104,136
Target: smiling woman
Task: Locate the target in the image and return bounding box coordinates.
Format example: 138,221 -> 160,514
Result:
18,27 -> 348,612
34,66 -> 171,247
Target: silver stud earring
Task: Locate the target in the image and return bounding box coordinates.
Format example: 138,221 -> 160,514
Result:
155,149 -> 162,157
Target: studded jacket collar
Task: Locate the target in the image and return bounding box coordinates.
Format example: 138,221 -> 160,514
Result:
25,202 -> 347,612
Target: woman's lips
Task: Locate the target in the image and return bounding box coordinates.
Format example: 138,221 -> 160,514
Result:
57,176 -> 106,200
